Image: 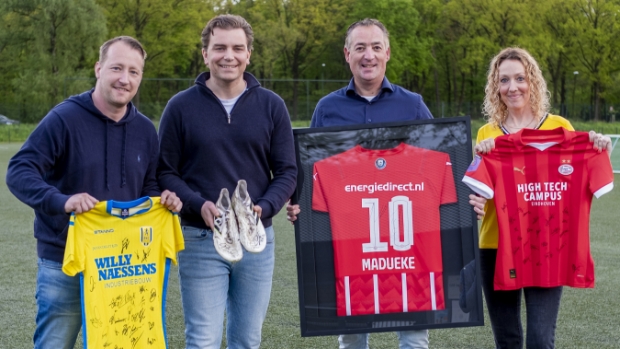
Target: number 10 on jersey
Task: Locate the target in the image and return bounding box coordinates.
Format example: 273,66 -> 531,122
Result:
362,196 -> 413,253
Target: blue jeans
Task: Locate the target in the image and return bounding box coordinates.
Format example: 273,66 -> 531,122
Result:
480,249 -> 563,349
33,258 -> 82,349
339,330 -> 429,349
178,225 -> 275,349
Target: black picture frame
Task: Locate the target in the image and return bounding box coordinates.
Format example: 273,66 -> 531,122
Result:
292,116 -> 484,337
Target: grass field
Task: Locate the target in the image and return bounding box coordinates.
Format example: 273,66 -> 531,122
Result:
1,142 -> 619,348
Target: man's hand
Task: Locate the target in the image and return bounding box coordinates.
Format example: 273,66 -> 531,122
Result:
161,190 -> 183,212
469,194 -> 486,220
589,130 -> 612,156
253,204 -> 263,218
201,201 -> 219,231
64,193 -> 99,214
286,201 -> 300,225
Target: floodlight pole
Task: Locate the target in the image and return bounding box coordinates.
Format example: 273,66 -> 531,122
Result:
573,71 -> 579,118
321,63 -> 325,95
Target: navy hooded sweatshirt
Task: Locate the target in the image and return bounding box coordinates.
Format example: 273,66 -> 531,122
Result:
157,72 -> 297,229
6,90 -> 160,263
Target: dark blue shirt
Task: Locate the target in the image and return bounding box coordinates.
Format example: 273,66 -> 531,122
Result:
310,77 -> 433,127
157,72 -> 297,229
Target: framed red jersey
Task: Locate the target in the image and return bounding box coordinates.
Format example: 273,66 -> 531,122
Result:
463,128 -> 614,290
312,143 -> 457,316
293,117 -> 483,336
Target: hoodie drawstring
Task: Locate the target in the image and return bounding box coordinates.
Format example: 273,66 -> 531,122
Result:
104,123 -> 110,191
121,123 -> 127,188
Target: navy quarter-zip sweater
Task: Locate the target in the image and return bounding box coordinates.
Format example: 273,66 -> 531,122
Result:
6,90 -> 161,263
157,72 -> 297,229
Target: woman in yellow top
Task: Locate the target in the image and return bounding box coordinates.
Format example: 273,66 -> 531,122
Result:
473,47 -> 611,349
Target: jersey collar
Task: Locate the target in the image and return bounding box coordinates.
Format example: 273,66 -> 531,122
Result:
511,127 -> 574,151
107,196 -> 153,219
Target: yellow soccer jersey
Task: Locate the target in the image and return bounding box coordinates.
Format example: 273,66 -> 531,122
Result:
62,196 -> 184,349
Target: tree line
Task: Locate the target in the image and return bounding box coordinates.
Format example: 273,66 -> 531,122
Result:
1,0 -> 619,122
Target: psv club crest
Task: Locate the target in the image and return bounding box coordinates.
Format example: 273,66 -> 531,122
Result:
140,226 -> 153,247
558,164 -> 574,175
375,158 -> 387,170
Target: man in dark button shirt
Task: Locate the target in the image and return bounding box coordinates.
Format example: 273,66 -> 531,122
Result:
289,18 -> 486,349
310,18 -> 432,128
297,18 -> 432,349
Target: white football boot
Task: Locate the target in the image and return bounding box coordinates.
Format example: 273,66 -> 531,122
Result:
232,179 -> 267,253
213,188 -> 243,262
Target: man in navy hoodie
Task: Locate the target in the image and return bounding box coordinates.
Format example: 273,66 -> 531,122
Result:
6,36 -> 181,349
157,15 -> 297,349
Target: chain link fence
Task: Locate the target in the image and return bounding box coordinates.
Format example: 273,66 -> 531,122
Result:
1,78 -> 619,124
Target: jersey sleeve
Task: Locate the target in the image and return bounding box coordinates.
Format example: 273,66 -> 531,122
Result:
441,154 -> 458,205
475,123 -> 495,145
588,151 -> 615,198
62,213 -> 84,276
462,154 -> 495,199
154,197 -> 185,265
311,161 -> 329,212
166,213 -> 184,265
562,119 -> 575,131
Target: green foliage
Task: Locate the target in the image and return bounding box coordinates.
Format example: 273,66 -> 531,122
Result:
97,0 -> 213,78
0,0 -> 106,122
2,0 -> 620,122
235,0 -> 354,118
563,0 -> 620,120
95,0 -> 215,117
349,0 -> 433,91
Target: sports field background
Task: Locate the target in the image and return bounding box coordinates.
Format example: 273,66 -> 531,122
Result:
1,142 -> 618,348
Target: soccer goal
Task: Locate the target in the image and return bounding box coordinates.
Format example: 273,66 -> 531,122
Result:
608,134 -> 620,173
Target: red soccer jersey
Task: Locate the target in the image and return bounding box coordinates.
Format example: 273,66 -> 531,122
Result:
463,128 -> 614,290
312,143 -> 457,316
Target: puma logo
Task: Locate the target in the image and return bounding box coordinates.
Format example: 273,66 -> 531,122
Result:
514,166 -> 525,175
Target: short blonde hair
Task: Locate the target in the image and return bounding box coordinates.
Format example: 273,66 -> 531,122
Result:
482,47 -> 550,127
99,36 -> 147,63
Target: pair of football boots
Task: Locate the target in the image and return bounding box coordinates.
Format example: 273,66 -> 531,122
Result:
213,180 -> 266,262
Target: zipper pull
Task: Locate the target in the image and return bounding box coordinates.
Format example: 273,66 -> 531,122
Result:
227,113 -> 231,124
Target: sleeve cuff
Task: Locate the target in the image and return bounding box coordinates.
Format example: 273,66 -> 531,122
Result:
48,193 -> 72,215
256,199 -> 274,220
462,176 -> 494,199
594,182 -> 614,199
188,195 -> 207,216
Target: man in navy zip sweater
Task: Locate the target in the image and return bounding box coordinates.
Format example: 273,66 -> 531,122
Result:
157,15 -> 297,349
6,36 -> 181,349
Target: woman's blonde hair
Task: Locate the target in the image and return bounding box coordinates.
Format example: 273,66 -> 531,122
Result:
482,47 -> 550,127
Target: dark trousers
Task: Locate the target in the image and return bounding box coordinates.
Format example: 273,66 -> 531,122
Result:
480,249 -> 563,349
